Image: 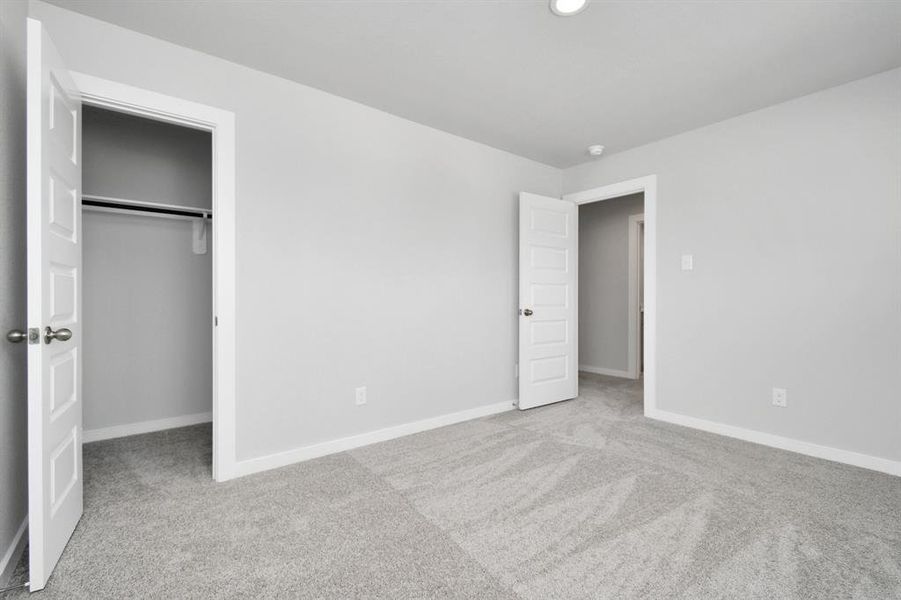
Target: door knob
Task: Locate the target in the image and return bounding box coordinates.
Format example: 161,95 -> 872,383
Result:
522,308 -> 534,316
44,326 -> 73,344
6,330 -> 27,343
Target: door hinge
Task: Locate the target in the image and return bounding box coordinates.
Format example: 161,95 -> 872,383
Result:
28,328 -> 40,344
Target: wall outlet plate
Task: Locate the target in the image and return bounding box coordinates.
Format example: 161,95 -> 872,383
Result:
355,386 -> 367,406
772,387 -> 787,407
681,254 -> 694,271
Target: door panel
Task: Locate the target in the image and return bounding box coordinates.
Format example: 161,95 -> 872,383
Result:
27,17 -> 83,591
518,193 -> 578,410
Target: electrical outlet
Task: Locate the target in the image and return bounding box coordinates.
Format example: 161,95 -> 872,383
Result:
355,386 -> 367,406
681,254 -> 694,271
772,387 -> 787,407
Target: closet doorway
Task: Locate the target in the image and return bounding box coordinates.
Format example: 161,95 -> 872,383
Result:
25,30 -> 236,587
71,72 -> 238,485
80,106 -> 214,451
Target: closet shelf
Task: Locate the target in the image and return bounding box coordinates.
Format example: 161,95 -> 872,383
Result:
81,194 -> 212,220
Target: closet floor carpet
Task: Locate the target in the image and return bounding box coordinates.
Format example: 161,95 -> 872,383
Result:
10,373 -> 901,599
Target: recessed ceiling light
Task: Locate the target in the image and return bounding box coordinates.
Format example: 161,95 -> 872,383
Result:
550,0 -> 589,17
587,144 -> 605,157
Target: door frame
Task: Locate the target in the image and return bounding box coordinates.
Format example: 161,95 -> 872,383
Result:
72,73 -> 238,481
564,175 -> 657,415
627,214 -> 644,380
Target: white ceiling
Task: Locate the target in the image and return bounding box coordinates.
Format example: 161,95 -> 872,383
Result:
47,0 -> 901,168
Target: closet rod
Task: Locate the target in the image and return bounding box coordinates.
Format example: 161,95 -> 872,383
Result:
81,194 -> 212,220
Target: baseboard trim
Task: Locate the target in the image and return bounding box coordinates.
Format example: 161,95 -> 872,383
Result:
83,412 -> 213,443
0,517 -> 27,587
234,401 -> 514,478
579,364 -> 634,379
647,408 -> 901,477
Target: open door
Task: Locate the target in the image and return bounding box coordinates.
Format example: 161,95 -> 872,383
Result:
518,192 -> 578,410
26,18 -> 83,591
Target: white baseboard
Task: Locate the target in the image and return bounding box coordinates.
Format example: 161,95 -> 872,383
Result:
234,401 -> 514,478
0,517 -> 27,587
579,364 -> 634,379
647,408 -> 901,477
83,412 -> 213,443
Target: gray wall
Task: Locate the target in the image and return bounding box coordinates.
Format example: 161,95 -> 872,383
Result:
32,2 -> 562,462
578,193 -> 643,373
83,106 -> 211,210
0,0 -> 29,583
565,68 -> 901,463
82,107 -> 212,431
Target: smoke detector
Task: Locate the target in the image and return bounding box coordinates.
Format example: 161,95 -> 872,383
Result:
587,144 -> 605,157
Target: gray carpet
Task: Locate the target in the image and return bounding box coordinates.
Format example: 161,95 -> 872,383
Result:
8,373 -> 901,599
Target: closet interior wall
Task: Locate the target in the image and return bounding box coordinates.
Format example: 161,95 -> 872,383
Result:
82,105 -> 213,436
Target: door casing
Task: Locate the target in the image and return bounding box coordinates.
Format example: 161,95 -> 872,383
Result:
563,175 -> 657,416
71,72 -> 238,481
628,213 -> 645,380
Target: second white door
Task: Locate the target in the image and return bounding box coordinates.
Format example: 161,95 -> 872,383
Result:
518,192 -> 578,410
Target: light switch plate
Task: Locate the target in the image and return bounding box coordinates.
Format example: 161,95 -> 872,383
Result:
681,254 -> 694,271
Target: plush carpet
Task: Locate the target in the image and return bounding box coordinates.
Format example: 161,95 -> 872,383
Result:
9,373 -> 901,598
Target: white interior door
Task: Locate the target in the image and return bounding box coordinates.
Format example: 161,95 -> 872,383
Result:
518,192 -> 578,410
26,17 -> 83,591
